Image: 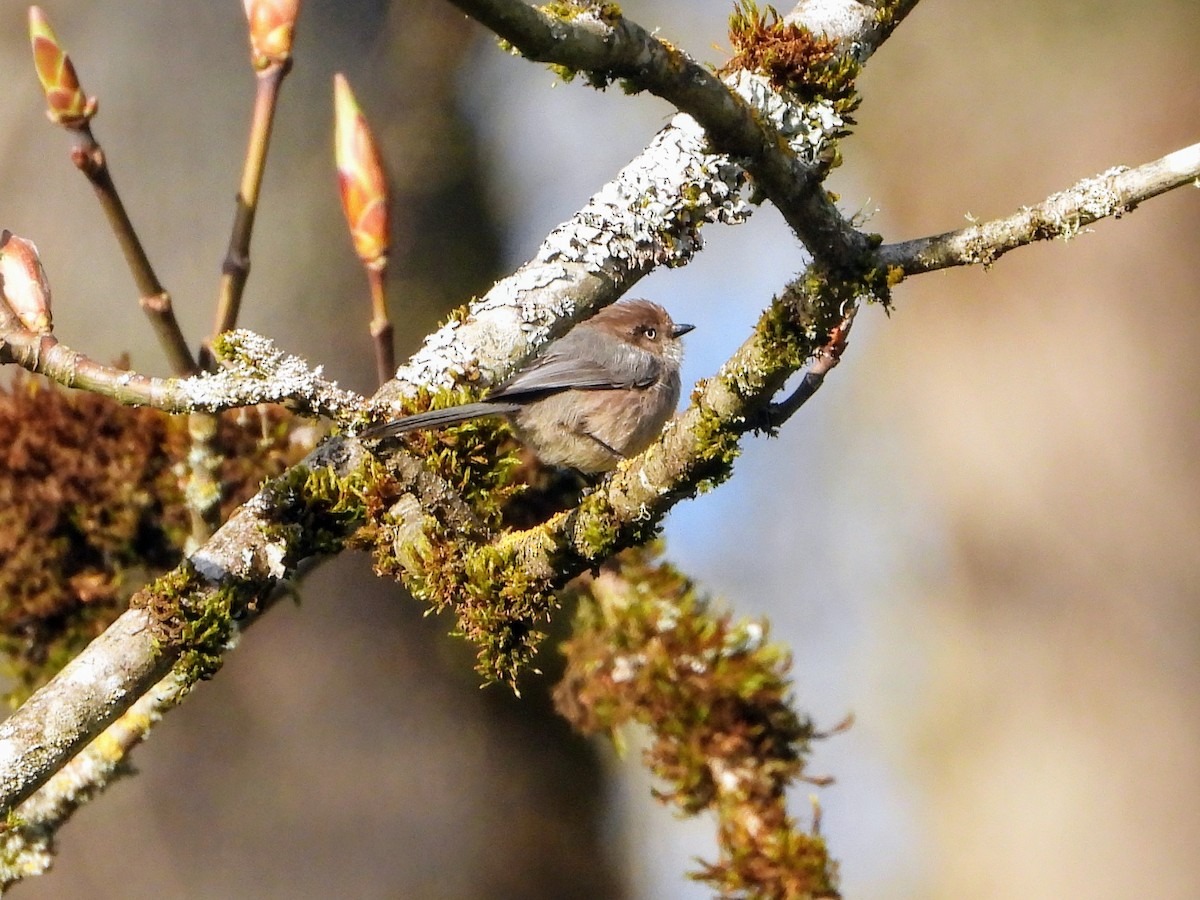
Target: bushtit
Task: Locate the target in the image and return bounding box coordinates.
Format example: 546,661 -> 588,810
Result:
362,299 -> 694,473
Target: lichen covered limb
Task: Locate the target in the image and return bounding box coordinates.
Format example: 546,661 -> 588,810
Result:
369,0 -> 907,480
877,143 -> 1200,276
450,0 -> 871,265
0,667 -> 191,890
373,112 -> 754,412
0,328 -> 365,421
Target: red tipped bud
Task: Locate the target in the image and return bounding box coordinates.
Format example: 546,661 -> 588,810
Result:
28,6 -> 96,127
334,74 -> 389,269
0,231 -> 53,333
244,0 -> 300,69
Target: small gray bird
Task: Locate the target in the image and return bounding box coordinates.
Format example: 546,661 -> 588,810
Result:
362,298 -> 694,473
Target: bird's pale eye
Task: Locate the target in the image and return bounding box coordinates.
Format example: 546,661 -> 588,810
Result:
643,326 -> 657,340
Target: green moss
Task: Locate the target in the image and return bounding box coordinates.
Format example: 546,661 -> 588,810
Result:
136,458 -> 384,685
367,458 -> 548,687
175,584 -> 242,684
441,303 -> 472,327
874,0 -> 907,29
462,542 -> 558,684
207,330 -> 241,362
572,492 -> 622,558
127,562 -> 230,685
539,0 -> 622,24
261,457 -> 387,563
387,513 -> 558,686
689,403 -> 743,494
368,384 -> 525,532
525,2 -> 624,88
130,562 -> 200,642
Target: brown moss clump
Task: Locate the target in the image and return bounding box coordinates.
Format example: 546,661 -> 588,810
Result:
555,547 -> 839,898
723,1 -> 858,106
0,373 -> 309,704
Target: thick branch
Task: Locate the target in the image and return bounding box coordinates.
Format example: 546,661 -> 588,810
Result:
0,437 -> 362,812
0,418 -> 495,815
0,667 -> 187,887
0,608 -> 172,814
446,0 -> 870,263
785,0 -> 922,52
878,143 -> 1200,274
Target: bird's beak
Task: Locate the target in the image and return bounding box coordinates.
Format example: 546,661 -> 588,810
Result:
672,322 -> 695,338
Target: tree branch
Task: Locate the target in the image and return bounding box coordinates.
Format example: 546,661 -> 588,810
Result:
0,437 -> 364,813
0,607 -> 173,816
785,0 -> 922,51
0,668 -> 190,887
373,116 -> 753,410
878,143 -> 1200,274
0,413 -> 499,815
0,328 -> 365,422
446,0 -> 871,263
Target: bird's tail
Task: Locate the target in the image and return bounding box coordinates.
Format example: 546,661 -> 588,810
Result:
359,401 -> 522,440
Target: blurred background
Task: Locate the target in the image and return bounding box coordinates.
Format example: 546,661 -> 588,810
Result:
1,0 -> 1198,896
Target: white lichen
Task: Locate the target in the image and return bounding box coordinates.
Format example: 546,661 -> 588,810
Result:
610,653 -> 646,684
728,70 -> 845,163
723,620 -> 765,655
178,330 -> 365,422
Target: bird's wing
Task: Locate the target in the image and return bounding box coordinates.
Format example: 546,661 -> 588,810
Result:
490,333 -> 661,399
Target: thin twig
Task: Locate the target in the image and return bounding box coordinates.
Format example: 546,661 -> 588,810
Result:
197,56 -> 293,542
367,265 -> 395,385
878,143 -> 1200,275
210,63 -> 291,352
763,305 -> 856,429
28,7 -> 197,375
67,125 -> 197,376
0,328 -> 365,422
